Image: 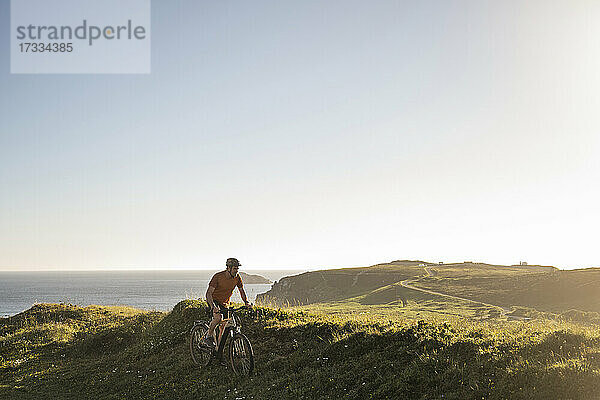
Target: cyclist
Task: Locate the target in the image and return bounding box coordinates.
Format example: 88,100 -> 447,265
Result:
204,258 -> 251,347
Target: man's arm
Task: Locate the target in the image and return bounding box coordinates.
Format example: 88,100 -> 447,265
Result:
206,285 -> 218,312
239,287 -> 250,306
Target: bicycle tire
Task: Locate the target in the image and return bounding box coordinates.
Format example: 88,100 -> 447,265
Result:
190,323 -> 212,367
229,333 -> 254,376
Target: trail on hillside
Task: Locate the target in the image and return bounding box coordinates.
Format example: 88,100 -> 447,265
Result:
351,270 -> 366,288
400,266 -> 528,321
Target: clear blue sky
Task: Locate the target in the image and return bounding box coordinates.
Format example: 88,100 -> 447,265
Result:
1,0 -> 599,270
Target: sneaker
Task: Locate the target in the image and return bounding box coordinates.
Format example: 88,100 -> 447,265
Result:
202,336 -> 215,348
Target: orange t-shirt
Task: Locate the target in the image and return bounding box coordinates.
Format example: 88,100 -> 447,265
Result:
208,270 -> 243,304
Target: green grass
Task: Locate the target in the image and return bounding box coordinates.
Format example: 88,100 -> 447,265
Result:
2,301 -> 600,399
257,261 -> 426,306
410,263 -> 600,315
259,261 -> 600,326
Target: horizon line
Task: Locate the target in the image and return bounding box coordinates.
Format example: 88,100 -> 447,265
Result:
0,266 -> 322,272
1,261 -> 599,272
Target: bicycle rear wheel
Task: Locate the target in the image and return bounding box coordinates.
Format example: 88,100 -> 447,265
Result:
229,333 -> 254,376
190,323 -> 212,367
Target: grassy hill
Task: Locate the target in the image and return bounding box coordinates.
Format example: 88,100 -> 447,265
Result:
3,260 -> 600,399
258,261 -> 600,323
413,263 -> 600,315
256,260 -> 428,306
2,301 -> 600,399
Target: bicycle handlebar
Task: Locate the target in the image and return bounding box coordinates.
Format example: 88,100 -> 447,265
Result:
219,304 -> 253,314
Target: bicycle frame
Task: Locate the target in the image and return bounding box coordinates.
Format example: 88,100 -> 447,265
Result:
213,308 -> 242,359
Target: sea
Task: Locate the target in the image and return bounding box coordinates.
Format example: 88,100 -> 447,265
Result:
0,269 -> 306,317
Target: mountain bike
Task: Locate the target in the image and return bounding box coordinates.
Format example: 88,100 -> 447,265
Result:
189,305 -> 254,376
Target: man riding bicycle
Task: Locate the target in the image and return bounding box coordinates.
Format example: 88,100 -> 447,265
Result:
204,258 -> 251,347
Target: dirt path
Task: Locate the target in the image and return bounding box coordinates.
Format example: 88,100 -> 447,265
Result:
400,266 -> 528,321
351,270 -> 366,288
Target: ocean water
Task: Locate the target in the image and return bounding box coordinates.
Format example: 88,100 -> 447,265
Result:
0,269 -> 304,317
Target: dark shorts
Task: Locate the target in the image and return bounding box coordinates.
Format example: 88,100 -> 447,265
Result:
210,301 -> 229,318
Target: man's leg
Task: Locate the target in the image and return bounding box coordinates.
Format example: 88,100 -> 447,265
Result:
207,311 -> 221,341
205,301 -> 226,346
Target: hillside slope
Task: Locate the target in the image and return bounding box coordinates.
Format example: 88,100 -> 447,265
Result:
258,261 -> 600,317
2,302 -> 600,399
257,260 -> 429,305
414,264 -> 600,314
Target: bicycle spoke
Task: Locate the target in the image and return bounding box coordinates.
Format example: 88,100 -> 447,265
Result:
194,332 -> 203,349
190,324 -> 213,367
230,336 -> 252,375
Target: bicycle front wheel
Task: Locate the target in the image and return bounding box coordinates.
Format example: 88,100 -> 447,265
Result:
190,323 -> 212,367
229,333 -> 254,376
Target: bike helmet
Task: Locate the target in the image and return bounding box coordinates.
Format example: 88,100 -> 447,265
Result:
226,258 -> 241,268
